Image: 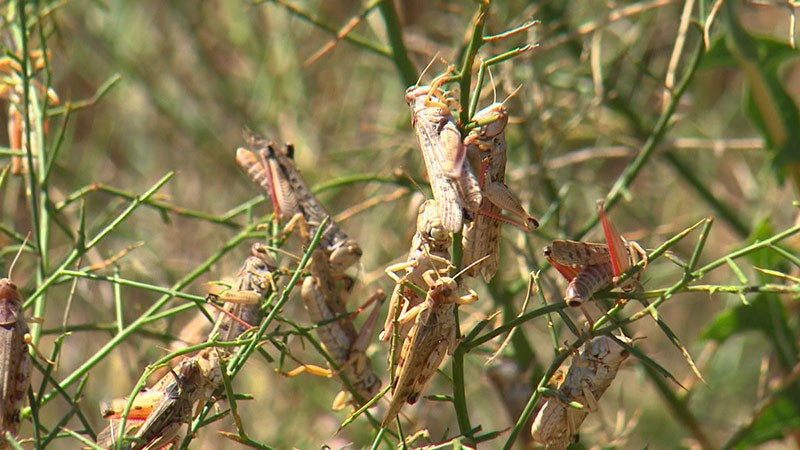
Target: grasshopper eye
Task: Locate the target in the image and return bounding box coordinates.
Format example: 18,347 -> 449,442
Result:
428,224 -> 448,242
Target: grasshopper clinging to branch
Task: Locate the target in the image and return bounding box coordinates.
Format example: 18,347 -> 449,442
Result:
381,269 -> 478,428
531,335 -> 631,448
545,200 -> 647,307
406,72 -> 483,233
462,101 -> 539,281
382,199 -> 454,365
236,132 -> 362,276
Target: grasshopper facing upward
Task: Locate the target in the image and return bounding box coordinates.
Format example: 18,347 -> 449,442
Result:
236,133 -> 362,275
381,200 -> 454,360
381,271 -> 477,428
208,243 -> 276,343
406,76 -> 482,233
0,278 -> 30,442
462,102 -> 539,281
545,200 -> 646,306
298,245 -> 383,410
531,335 -> 631,448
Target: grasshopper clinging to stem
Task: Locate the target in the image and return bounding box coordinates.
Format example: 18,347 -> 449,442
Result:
462,98 -> 539,281
545,200 -> 647,307
0,239 -> 33,444
381,267 -> 479,428
236,132 -> 362,276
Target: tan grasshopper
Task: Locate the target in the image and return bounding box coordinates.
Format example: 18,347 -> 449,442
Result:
531,335 -> 631,449
406,75 -> 483,233
0,243 -> 32,443
97,349 -> 222,450
295,245 -> 383,410
462,102 -> 539,281
544,200 -> 646,307
381,200 -> 453,364
207,242 -> 276,343
381,270 -> 478,428
236,132 -> 362,275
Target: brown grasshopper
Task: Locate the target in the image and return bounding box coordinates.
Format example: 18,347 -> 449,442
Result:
462,102 -> 539,281
544,200 -> 647,307
97,349 -> 222,450
381,270 -> 478,428
381,200 -> 453,363
406,75 -> 482,233
207,243 -> 276,343
295,245 -> 383,410
236,132 -> 362,275
0,248 -> 32,442
531,335 -> 631,448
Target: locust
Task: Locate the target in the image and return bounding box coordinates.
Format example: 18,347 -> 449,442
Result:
97,349 -> 222,450
0,246 -> 32,443
381,200 -> 453,366
236,132 -> 362,275
544,200 -> 646,307
406,75 -> 482,233
531,335 -> 631,449
381,270 -> 478,428
207,242 -> 276,343
461,102 -> 539,281
295,245 -> 383,410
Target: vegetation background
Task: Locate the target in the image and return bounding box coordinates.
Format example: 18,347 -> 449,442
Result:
1,0 -> 799,448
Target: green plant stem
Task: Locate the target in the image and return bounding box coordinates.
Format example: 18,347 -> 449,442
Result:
378,0 -> 416,86
575,33 -> 705,239
39,215 -> 255,406
457,2 -> 489,126
661,152 -> 749,238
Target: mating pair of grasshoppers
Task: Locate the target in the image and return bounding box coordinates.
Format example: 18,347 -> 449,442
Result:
406,76 -> 539,281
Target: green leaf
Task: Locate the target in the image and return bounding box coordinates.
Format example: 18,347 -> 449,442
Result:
735,397 -> 800,449
722,3 -> 800,186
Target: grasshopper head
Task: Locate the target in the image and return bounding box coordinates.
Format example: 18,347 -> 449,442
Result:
0,278 -> 21,302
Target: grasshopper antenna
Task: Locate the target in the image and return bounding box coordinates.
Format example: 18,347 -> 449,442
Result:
414,52 -> 441,87
453,254 -> 492,280
8,232 -> 30,280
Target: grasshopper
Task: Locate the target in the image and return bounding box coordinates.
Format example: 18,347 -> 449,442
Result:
381,270 -> 478,428
406,75 -> 482,233
462,102 -> 539,281
544,200 -> 646,307
208,243 -> 276,343
531,335 -> 631,449
296,244 -> 383,409
381,200 -> 453,364
0,245 -> 32,442
97,349 -> 222,450
236,132 -> 362,275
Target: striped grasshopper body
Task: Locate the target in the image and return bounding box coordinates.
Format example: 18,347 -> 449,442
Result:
97,349 -> 222,450
381,272 -> 477,428
0,279 -> 31,440
462,103 -> 539,281
236,133 -> 362,275
381,200 -> 453,355
531,335 -> 630,448
208,243 -> 276,342
405,84 -> 470,233
300,247 -> 382,409
544,201 -> 645,306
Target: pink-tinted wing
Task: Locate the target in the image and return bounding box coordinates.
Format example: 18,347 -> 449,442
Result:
597,200 -> 629,277
546,256 -> 580,282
